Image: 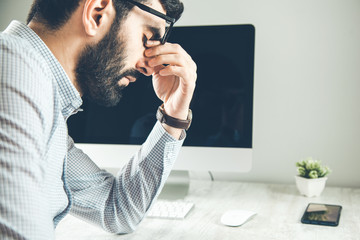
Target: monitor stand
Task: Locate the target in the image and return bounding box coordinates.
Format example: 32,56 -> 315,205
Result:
158,170 -> 190,200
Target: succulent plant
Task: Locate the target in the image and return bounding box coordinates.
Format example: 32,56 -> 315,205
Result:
296,157 -> 331,179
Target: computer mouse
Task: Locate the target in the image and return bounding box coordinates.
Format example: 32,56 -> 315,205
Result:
220,209 -> 257,227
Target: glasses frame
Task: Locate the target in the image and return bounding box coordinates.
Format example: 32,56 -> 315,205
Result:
126,0 -> 176,44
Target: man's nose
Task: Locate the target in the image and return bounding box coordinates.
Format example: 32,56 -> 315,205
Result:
135,58 -> 155,76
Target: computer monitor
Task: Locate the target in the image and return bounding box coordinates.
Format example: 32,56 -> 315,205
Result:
67,24 -> 255,188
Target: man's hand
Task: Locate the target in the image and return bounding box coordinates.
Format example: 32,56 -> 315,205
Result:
145,40 -> 197,137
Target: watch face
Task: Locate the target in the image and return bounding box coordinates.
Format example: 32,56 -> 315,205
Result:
156,106 -> 165,123
188,109 -> 193,121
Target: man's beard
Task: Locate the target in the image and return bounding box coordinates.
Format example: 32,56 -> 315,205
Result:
75,21 -> 142,107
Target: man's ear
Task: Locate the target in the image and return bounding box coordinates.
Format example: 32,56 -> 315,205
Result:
82,0 -> 115,37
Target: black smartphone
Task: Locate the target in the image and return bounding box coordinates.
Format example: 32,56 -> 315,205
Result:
301,203 -> 342,226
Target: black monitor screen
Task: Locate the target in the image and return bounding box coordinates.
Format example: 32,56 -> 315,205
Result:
67,25 -> 255,148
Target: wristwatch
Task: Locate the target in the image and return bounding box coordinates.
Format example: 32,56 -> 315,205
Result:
156,104 -> 192,131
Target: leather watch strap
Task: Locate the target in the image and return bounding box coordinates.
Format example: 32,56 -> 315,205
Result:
156,104 -> 192,130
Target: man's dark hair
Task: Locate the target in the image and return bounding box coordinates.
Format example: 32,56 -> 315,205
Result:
27,0 -> 184,30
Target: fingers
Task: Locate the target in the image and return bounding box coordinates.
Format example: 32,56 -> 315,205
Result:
145,40 -> 161,48
144,41 -> 197,97
152,54 -> 196,85
144,42 -> 196,76
145,42 -> 188,58
148,54 -> 186,68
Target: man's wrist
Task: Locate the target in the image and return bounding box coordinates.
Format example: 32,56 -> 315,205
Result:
156,104 -> 192,131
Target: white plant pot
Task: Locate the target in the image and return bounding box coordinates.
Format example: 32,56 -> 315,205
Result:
295,175 -> 328,197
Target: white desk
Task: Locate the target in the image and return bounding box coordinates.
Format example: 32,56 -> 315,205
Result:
55,180 -> 360,240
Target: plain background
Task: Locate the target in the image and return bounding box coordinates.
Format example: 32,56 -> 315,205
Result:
1,0 -> 359,188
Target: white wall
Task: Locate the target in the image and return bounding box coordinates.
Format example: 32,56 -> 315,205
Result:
0,0 -> 32,30
1,0 -> 359,187
177,0 -> 360,188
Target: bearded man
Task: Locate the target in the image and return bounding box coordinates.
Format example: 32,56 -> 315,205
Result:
0,0 -> 196,238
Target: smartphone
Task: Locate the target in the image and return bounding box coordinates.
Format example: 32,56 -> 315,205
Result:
301,203 -> 342,226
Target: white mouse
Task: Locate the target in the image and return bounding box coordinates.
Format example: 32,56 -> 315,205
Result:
220,209 -> 257,227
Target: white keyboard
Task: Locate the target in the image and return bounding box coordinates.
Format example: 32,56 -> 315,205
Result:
147,200 -> 194,219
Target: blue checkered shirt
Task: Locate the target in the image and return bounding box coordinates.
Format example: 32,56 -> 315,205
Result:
0,21 -> 185,240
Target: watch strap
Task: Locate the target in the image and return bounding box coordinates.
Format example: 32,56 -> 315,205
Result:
156,104 -> 192,130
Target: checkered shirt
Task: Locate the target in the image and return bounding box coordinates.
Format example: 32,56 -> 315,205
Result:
0,20 -> 185,240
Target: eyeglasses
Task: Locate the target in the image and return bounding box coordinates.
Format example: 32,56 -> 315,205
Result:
126,0 -> 176,44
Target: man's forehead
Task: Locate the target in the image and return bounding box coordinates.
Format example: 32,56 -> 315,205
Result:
133,0 -> 167,30
143,0 -> 166,15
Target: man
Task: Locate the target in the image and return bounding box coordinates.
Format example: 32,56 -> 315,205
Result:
0,0 -> 196,238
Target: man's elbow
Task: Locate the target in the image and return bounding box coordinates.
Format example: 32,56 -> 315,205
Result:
104,218 -> 141,235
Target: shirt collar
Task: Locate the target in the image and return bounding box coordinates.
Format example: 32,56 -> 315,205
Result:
4,20 -> 83,118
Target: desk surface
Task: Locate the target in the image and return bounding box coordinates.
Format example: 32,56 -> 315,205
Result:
56,180 -> 360,240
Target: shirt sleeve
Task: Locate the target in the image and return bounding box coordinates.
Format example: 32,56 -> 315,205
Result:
0,36 -> 56,239
66,121 -> 185,234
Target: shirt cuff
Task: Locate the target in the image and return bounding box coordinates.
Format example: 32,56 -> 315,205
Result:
155,120 -> 186,141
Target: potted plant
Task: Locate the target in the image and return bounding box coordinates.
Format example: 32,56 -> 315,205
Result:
295,157 -> 331,197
